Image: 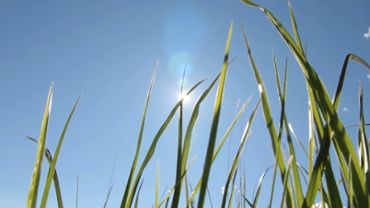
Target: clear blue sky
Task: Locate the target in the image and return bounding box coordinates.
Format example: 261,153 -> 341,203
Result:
0,0 -> 369,207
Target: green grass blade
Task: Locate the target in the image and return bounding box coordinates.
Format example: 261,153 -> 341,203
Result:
227,168 -> 238,208
122,79 -> 205,208
40,97 -> 80,208
279,156 -> 293,208
333,54 -> 370,109
197,22 -> 233,208
221,100 -> 260,208
242,29 -> 294,208
133,181 -> 143,208
186,97 -> 250,206
27,85 -> 53,208
252,166 -> 272,207
26,137 -> 64,208
121,69 -> 157,206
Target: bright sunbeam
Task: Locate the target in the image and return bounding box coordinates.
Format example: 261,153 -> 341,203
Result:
178,91 -> 191,103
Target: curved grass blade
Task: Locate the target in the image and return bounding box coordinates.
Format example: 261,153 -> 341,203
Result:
133,181 -> 143,208
252,166 -> 272,208
241,1 -> 369,206
40,97 -> 80,208
279,156 -> 293,208
27,85 -> 53,208
197,22 -> 233,208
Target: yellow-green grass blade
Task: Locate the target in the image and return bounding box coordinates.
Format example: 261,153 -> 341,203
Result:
242,29 -> 294,208
268,156 -> 279,208
221,100 -> 260,208
121,69 -> 157,206
27,85 -> 53,208
155,162 -> 159,208
26,137 -> 64,208
241,0 -> 368,205
287,1 -> 304,56
197,22 -> 233,208
40,97 -> 80,208
227,168 -> 238,208
186,97 -> 250,206
122,78 -> 205,208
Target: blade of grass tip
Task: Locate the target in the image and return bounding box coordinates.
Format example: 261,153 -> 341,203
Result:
121,68 -> 157,206
134,181 -> 144,208
76,175 -> 79,208
40,97 -> 80,208
287,0 -> 304,55
252,166 -> 272,208
221,99 -> 260,208
288,123 -> 308,158
332,54 -> 370,109
171,67 -> 186,208
103,185 -> 114,208
227,168 -> 238,208
197,22 -> 233,208
155,162 -> 159,208
242,0 -> 368,205
242,28 -> 294,208
187,96 -> 251,206
123,78 -> 206,208
25,137 -> 64,208
279,156 -> 294,208
27,84 -> 53,208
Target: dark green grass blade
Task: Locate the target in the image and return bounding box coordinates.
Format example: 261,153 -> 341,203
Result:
333,54 -> 370,108
27,85 -> 53,208
121,70 -> 157,206
122,79 -> 205,208
40,97 -> 80,207
26,137 -> 64,208
197,22 -> 233,208
186,97 -> 251,206
221,100 -> 260,208
242,29 -> 294,208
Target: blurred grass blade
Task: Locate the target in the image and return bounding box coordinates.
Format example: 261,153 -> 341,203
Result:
155,162 -> 159,208
27,85 -> 53,208
280,156 -> 293,208
227,168 -> 238,208
40,97 -> 80,207
197,22 -> 232,208
75,175 -> 79,208
134,180 -> 143,208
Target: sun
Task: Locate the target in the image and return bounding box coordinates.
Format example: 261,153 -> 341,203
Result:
178,91 -> 191,103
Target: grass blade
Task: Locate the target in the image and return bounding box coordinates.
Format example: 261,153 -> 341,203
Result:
27,85 -> 53,208
197,22 -> 233,208
40,97 -> 80,207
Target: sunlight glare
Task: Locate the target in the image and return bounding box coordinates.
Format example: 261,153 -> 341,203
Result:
178,91 -> 191,103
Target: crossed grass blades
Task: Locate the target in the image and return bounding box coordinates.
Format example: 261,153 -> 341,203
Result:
26,1 -> 370,207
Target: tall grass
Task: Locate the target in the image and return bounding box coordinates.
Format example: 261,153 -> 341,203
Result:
25,1 -> 370,207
